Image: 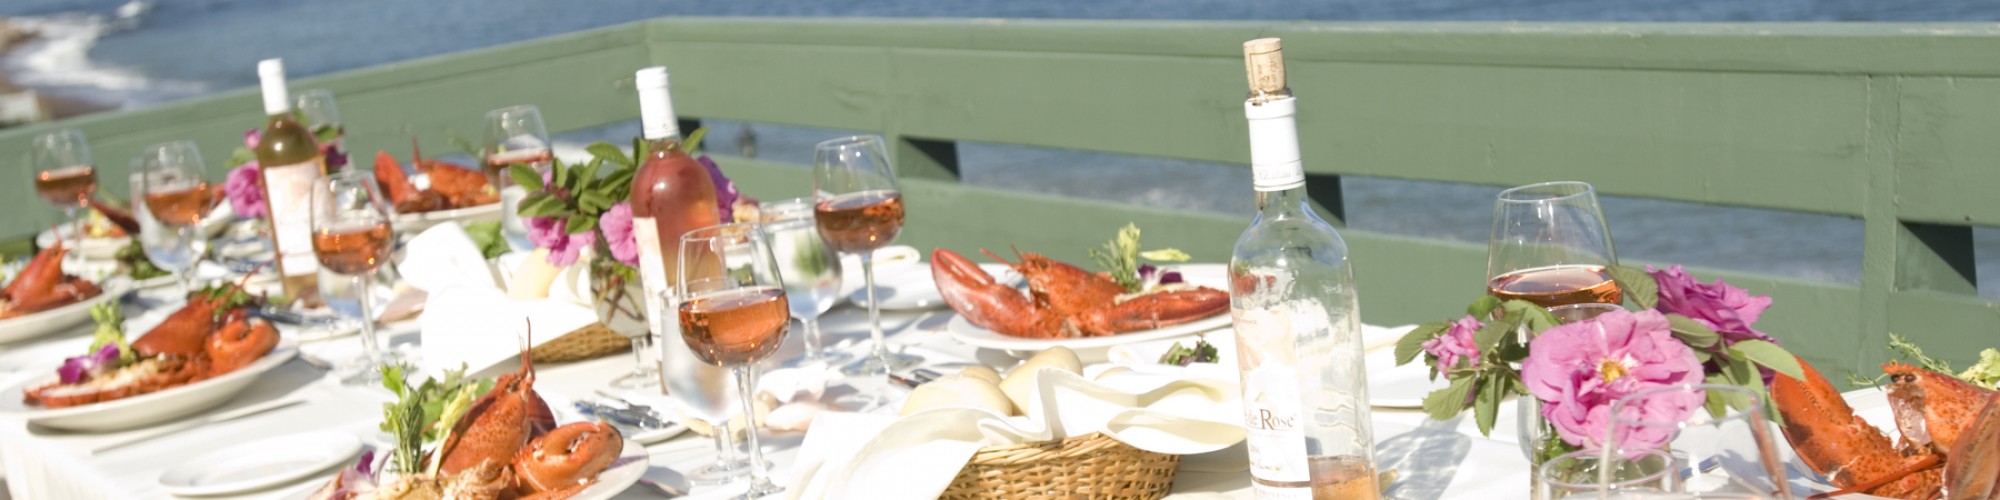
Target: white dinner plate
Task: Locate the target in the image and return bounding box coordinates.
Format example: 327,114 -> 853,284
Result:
35,208 -> 235,262
564,438 -> 650,500
158,431 -> 361,496
850,262 -> 1019,311
392,202 -> 501,234
1364,345 -> 1449,408
0,344 -> 299,431
946,264 -> 1232,360
0,278 -> 125,345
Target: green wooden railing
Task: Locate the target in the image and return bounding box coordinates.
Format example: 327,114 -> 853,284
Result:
4,19 -> 1999,383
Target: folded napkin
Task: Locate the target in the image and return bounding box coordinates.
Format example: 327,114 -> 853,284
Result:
786,368 -> 1243,499
399,222 -> 500,293
404,223 -> 603,378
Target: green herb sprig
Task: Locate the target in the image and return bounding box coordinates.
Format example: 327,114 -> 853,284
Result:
1158,338 -> 1219,366
1087,223 -> 1192,293
114,241 -> 170,281
377,363 -> 494,474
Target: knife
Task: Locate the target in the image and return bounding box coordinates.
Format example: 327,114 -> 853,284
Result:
574,400 -> 667,430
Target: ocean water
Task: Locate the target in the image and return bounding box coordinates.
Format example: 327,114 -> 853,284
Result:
4,0 -> 2000,294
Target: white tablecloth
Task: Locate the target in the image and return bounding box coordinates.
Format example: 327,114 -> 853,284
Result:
0,270 -> 1874,500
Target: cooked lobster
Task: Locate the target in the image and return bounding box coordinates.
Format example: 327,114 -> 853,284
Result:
430,346 -> 618,499
931,247 -> 1229,339
1772,357 -> 2000,499
22,272 -> 275,408
1,240 -> 103,319
374,140 -> 497,215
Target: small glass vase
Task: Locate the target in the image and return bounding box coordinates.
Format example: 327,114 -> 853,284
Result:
587,251 -> 656,387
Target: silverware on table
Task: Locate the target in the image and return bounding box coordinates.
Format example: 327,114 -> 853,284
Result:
574,400 -> 668,430
887,369 -> 942,389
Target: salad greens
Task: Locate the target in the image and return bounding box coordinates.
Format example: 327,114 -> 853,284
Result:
114,241 -> 170,281
1158,338 -> 1219,366
1088,223 -> 1191,293
377,363 -> 494,474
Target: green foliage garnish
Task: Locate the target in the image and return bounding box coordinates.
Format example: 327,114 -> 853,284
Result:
463,221 -> 510,260
377,363 -> 495,474
87,303 -> 137,365
1846,334 -> 2000,389
512,138 -> 644,236
1959,349 -> 2000,389
114,241 -> 170,280
1158,338 -> 1219,366
195,282 -> 261,323
1087,223 -> 1191,293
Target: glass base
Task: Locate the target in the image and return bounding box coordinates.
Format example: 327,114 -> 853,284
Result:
687,454 -> 776,485
839,351 -> 922,376
735,479 -> 783,500
335,351 -> 404,386
612,368 -> 661,389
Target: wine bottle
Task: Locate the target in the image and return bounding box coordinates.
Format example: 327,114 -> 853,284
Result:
1228,38 -> 1379,500
253,58 -> 327,305
629,66 -> 721,334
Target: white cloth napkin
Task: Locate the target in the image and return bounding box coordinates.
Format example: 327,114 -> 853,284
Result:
398,222 -> 499,293
403,223 -> 601,378
785,367 -> 1244,499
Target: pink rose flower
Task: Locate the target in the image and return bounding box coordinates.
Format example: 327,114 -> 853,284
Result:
528,216 -> 597,267
1523,309 -> 1703,450
244,129 -> 260,149
1647,265 -> 1774,345
697,155 -> 741,222
222,163 -> 266,218
598,202 -> 639,267
1422,315 -> 1483,369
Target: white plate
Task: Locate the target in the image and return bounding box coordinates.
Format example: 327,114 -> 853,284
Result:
158,431 -> 361,496
1364,345 -> 1448,408
0,278 -> 124,345
850,262 -> 1019,311
565,438 -> 650,500
34,228 -> 127,261
0,345 -> 299,431
392,202 -> 501,234
946,264 -> 1232,360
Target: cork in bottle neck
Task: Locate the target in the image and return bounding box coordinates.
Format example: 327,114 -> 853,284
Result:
1243,38 -> 1290,104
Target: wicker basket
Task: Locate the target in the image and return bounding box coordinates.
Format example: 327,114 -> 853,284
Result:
941,432 -> 1180,500
529,322 -> 631,363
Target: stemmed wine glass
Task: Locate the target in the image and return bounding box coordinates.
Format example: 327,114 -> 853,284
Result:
676,222 -> 788,499
30,129 -> 97,264
657,289 -> 755,485
482,105 -> 552,252
761,197 -> 848,367
133,141 -> 216,296
310,170 -> 397,384
1605,384 -> 1793,499
1488,181 -> 1620,309
813,135 -> 919,375
295,90 -> 347,172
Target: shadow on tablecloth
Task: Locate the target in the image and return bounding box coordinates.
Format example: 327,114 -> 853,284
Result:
1377,416 -> 1473,500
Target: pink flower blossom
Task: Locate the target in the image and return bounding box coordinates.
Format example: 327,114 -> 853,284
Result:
697,155 -> 742,222
598,202 -> 639,267
1523,309 -> 1703,450
223,163 -> 266,218
1648,265 -> 1774,345
528,216 -> 596,267
243,129 -> 260,149
1422,315 -> 1483,369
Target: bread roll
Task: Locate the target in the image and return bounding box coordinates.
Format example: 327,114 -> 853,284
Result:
959,366 -> 1002,385
999,346 -> 1082,410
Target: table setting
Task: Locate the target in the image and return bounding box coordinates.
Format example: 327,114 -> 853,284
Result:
3,52 -> 1996,500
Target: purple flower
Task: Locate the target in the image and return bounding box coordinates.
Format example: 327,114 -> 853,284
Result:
1136,264 -> 1186,289
223,163 -> 266,218
320,140 -> 348,171
697,155 -> 741,222
243,129 -> 260,149
1423,315 -> 1483,370
57,344 -> 122,384
1648,265 -> 1774,345
598,202 -> 639,267
1522,309 -> 1703,450
528,216 -> 597,267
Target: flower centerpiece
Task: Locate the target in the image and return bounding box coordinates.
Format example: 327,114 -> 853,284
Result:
221,122 -> 347,218
1394,265 -> 1806,465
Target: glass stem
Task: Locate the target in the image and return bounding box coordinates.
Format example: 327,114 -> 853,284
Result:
802,317 -> 823,362
176,226 -> 196,297
734,364 -> 776,491
356,273 -> 382,366
709,418 -> 742,469
861,251 -> 886,365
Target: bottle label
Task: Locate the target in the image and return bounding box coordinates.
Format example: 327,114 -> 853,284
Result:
1245,97 -> 1305,192
632,217 -> 669,296
1233,307 -> 1310,487
262,159 -> 320,276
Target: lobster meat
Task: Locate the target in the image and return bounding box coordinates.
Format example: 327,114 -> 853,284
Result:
1,240 -> 103,319
1772,357 -> 2000,499
429,347 -> 618,499
931,248 -> 1229,339
374,140 -> 498,215
22,272 -> 276,408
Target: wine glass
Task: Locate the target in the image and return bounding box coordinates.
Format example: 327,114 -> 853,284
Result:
133,141 -> 216,296
483,105 -> 552,252
676,222 -> 788,499
295,89 -> 346,171
1488,181 -> 1620,309
812,135 -> 919,376
1537,447 -> 1679,500
656,289 -> 754,485
760,197 -> 848,367
310,170 -> 397,385
30,129 -> 97,264
1606,384 -> 1793,499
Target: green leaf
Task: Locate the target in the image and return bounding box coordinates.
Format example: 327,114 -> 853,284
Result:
566,215 -> 598,235
1504,300 -> 1561,334
1703,373 -> 1733,418
551,156 -> 570,187
1667,315 -> 1722,350
633,137 -> 649,163
1423,376 -> 1478,422
509,164 -> 544,192
1395,321 -> 1449,366
1139,249 -> 1192,262
579,191 -> 615,213
1608,265 -> 1659,310
684,127 -> 708,154
1721,347 -> 1758,387
1494,324 -> 1531,362
587,141 -> 632,167
573,157 -> 602,187
464,221 -> 508,259
1732,339 -> 1804,382
1473,315 -> 1514,353
1466,295 -> 1501,319
518,195 -> 562,217
1474,373 -> 1506,436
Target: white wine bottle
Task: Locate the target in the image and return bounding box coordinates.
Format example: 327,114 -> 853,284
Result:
1229,38 -> 1379,500
253,58 -> 327,306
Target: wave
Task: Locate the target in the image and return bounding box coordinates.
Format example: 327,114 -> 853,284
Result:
2,4 -> 209,108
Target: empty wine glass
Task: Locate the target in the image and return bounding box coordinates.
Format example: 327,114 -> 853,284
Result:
677,222 -> 788,499
1537,447 -> 1679,500
482,105 -> 552,251
310,170 -> 397,385
133,141 -> 216,296
1488,181 -> 1620,309
30,129 -> 97,264
760,197 -> 847,367
1607,384 -> 1793,499
813,135 -> 919,376
295,89 -> 346,172
656,289 -> 754,485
